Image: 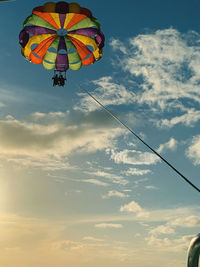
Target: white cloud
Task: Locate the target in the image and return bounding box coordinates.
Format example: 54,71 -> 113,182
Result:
85,170 -> 128,185
145,185 -> 157,190
123,189 -> 132,192
4,155 -> 76,171
146,220 -> 196,253
149,225 -> 175,236
158,109 -> 200,128
31,111 -> 66,120
120,201 -> 149,218
102,190 -> 129,199
82,236 -> 104,242
170,216 -> 200,227
0,211 -> 197,267
122,167 -> 151,176
82,179 -> 109,187
95,223 -> 123,229
74,76 -> 136,112
109,149 -> 160,165
68,206 -> 200,227
157,138 -> 178,153
110,38 -> 128,54
111,29 -> 200,128
52,240 -> 84,251
185,135 -> 200,165
146,234 -> 193,252
134,178 -> 149,186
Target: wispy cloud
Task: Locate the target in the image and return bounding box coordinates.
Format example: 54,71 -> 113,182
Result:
157,138 -> 178,153
157,109 -> 200,128
145,185 -> 157,190
185,135 -> 200,165
110,29 -> 200,128
110,38 -> 128,54
122,167 -> 151,176
109,149 -> 160,165
169,215 -> 200,227
149,225 -> 175,236
0,212 -> 194,266
82,179 -> 109,187
95,223 -> 123,229
0,111 -> 124,167
52,240 -> 84,251
82,236 -> 104,242
146,233 -> 193,252
74,76 -> 136,112
120,201 -> 149,218
146,217 -> 198,252
3,155 -> 76,171
58,205 -> 200,228
84,170 -> 128,185
102,190 -> 129,199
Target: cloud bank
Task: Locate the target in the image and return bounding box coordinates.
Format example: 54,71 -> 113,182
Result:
0,111 -> 124,168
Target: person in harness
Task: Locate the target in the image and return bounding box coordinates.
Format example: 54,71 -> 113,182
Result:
52,71 -> 66,87
58,73 -> 66,86
52,74 -> 59,86
52,70 -> 66,86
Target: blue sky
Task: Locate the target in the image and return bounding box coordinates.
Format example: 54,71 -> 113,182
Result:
0,0 -> 199,266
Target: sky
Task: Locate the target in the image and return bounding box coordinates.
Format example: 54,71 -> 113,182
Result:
0,0 -> 200,266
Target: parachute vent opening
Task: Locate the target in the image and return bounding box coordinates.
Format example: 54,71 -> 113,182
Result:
57,28 -> 68,36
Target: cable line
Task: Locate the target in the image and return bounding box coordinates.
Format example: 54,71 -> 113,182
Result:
73,81 -> 200,193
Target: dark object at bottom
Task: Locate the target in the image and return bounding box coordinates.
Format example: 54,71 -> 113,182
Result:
187,233 -> 200,267
52,71 -> 66,87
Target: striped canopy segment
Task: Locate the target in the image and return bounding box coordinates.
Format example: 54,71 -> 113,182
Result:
19,1 -> 105,72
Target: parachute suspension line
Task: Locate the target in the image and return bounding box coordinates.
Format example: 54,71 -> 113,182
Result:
73,80 -> 200,194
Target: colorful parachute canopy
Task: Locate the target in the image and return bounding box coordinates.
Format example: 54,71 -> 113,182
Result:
19,1 -> 105,72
